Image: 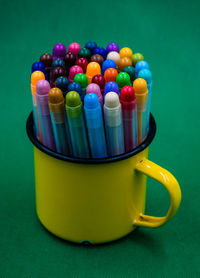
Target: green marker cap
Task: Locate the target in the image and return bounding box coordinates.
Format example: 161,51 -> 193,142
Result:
123,66 -> 135,82
132,53 -> 144,67
116,72 -> 131,89
65,91 -> 82,118
77,48 -> 91,60
74,73 -> 88,89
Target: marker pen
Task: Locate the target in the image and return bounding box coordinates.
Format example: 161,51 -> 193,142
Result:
106,43 -> 119,53
104,81 -> 119,97
50,58 -> 65,80
40,53 -> 52,82
49,88 -> 72,155
91,54 -> 104,67
92,74 -> 105,95
64,52 -> 76,73
118,57 -> 132,72
51,67 -> 67,88
36,80 -> 55,150
32,61 -> 46,77
133,78 -> 148,144
135,60 -> 149,78
101,59 -> 116,75
84,93 -> 107,158
75,58 -> 88,73
55,76 -> 69,97
92,47 -> 107,60
31,71 -> 45,141
138,69 -> 152,133
116,72 -> 131,91
52,43 -> 66,60
85,41 -> 97,52
123,66 -> 135,82
65,91 -> 89,158
106,51 -> 120,69
104,68 -> 118,83
68,65 -> 83,83
68,42 -> 81,57
132,53 -> 144,67
86,83 -> 103,107
67,82 -> 84,102
104,92 -> 124,156
120,86 -> 138,152
74,73 -> 88,95
119,47 -> 133,59
86,62 -> 101,84
77,48 -> 91,61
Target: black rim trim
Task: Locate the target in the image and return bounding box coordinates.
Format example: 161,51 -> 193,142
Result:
26,112 -> 156,164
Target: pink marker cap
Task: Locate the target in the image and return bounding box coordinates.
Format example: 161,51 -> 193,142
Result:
68,65 -> 83,83
86,83 -> 103,106
68,42 -> 81,57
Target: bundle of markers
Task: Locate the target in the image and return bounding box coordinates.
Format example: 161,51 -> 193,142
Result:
30,41 -> 152,158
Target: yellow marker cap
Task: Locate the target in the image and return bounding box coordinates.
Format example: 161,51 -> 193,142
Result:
133,78 -> 148,95
49,88 -> 64,104
119,47 -> 133,59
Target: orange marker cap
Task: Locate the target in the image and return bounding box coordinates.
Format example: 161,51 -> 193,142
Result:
31,71 -> 45,86
133,78 -> 148,95
86,62 -> 101,83
118,57 -> 132,71
49,88 -> 64,104
104,68 -> 118,83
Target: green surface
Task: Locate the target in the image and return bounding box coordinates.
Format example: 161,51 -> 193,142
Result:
0,0 -> 200,277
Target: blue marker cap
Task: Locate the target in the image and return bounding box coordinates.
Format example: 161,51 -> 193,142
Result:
93,47 -> 107,59
138,69 -> 152,85
101,59 -> 117,75
85,41 -> 97,52
135,60 -> 149,77
67,82 -> 83,100
52,58 -> 65,69
55,76 -> 69,96
32,61 -> 46,74
84,93 -> 100,109
104,81 -> 119,96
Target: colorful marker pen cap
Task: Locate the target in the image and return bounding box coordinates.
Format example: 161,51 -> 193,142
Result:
77,48 -> 91,60
119,47 -> 133,59
104,81 -> 119,96
85,41 -> 97,52
86,62 -> 101,84
31,71 -> 45,94
51,67 -> 67,86
68,42 -> 81,57
104,91 -> 120,108
106,51 -> 120,67
68,65 -> 83,83
49,87 -> 65,112
55,76 -> 69,96
90,54 -> 104,66
116,72 -> 131,89
52,43 -> 66,59
74,73 -> 88,90
133,78 -> 148,103
65,91 -> 82,117
123,66 -> 135,82
92,74 -> 105,92
32,61 -> 46,74
64,52 -> 76,69
101,59 -> 117,75
93,47 -> 107,59
135,61 -> 149,77
120,85 -> 136,109
36,79 -> 51,96
84,93 -> 100,109
75,58 -> 88,73
67,82 -> 83,101
106,43 -> 119,53
138,69 -> 152,85
40,53 -> 52,67
104,68 -> 118,83
132,53 -> 144,67
86,83 -> 101,98
118,57 -> 132,71
52,58 -> 65,69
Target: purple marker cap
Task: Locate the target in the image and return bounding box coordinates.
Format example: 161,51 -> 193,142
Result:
36,80 -> 51,115
52,43 -> 66,60
86,83 -> 103,106
106,43 -> 119,53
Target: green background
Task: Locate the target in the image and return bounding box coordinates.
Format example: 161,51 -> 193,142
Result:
1,0 -> 199,276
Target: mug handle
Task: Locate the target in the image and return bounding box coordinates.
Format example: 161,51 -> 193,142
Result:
134,158 -> 181,228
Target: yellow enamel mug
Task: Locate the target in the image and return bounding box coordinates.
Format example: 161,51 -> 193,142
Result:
26,113 -> 181,245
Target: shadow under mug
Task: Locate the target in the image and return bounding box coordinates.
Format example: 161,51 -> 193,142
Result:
26,112 -> 181,245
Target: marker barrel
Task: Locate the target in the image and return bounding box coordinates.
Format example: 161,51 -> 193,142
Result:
146,82 -> 152,134
84,98 -> 107,158
104,100 -> 124,156
66,105 -> 89,158
36,94 -> 56,150
121,100 -> 138,152
135,93 -> 148,144
49,102 -> 72,155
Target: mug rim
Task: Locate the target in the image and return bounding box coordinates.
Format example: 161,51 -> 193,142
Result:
26,112 -> 156,164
